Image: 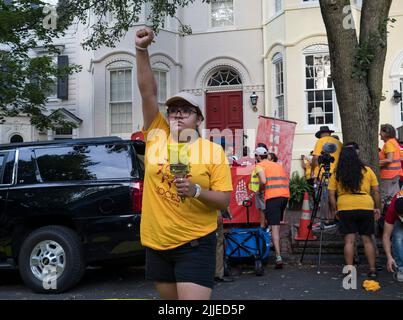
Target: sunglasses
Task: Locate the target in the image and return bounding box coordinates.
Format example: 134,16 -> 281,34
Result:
167,106 -> 198,118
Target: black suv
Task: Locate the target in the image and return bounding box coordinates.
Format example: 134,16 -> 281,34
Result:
0,137 -> 145,293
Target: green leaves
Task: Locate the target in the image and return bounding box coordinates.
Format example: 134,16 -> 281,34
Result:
1,0 -> 209,130
289,171 -> 313,208
352,41 -> 375,79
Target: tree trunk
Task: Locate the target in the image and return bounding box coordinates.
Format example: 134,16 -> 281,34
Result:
319,0 -> 393,175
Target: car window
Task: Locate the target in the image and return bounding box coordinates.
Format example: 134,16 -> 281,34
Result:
17,149 -> 38,185
0,153 -> 6,184
34,144 -> 134,182
2,151 -> 15,184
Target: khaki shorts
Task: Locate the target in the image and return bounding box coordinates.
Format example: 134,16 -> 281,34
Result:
380,176 -> 400,202
255,192 -> 265,210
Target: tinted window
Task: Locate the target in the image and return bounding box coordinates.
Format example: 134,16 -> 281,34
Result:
17,149 -> 38,185
0,153 -> 6,184
3,151 -> 15,184
35,144 -> 134,182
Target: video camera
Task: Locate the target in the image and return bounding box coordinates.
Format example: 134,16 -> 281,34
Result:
317,142 -> 336,171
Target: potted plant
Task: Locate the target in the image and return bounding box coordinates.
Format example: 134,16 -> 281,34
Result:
288,171 -> 313,210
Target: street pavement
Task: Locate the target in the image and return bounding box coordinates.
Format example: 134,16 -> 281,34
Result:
0,255 -> 402,300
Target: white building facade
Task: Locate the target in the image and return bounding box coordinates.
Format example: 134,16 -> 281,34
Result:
3,0 -> 403,175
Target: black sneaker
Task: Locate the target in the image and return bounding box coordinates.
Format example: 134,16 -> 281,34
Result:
367,271 -> 378,279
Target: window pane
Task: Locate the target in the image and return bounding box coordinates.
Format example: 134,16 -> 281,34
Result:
306,67 -> 314,78
306,56 -> 314,66
45,79 -> 57,98
125,70 -> 132,101
35,145 -> 134,182
207,68 -> 241,87
325,114 -> 333,124
211,0 -> 234,27
324,90 -> 332,101
3,152 -> 15,185
315,101 -> 323,109
315,91 -> 323,101
110,102 -> 132,133
306,79 -> 314,90
111,72 -> 118,101
17,151 -> 38,185
325,102 -> 333,112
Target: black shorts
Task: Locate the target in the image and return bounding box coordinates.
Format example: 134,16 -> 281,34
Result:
264,197 -> 288,226
338,210 -> 375,235
145,231 -> 217,289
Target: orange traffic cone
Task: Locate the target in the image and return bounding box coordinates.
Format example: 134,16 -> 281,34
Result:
294,192 -> 317,241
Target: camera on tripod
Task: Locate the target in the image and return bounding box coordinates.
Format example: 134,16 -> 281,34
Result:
317,143 -> 337,173
318,151 -> 334,166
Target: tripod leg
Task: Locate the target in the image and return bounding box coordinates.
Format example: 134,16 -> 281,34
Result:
300,186 -> 322,263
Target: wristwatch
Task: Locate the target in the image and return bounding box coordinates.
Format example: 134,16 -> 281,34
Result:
193,184 -> 201,198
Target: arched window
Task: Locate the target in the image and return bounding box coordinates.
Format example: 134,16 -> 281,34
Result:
207,68 -> 242,87
107,60 -> 133,134
10,134 -> 23,143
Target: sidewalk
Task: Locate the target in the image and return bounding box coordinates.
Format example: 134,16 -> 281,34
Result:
213,262 -> 403,300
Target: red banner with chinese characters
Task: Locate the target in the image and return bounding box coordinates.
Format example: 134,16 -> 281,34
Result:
224,166 -> 261,224
256,116 -> 297,177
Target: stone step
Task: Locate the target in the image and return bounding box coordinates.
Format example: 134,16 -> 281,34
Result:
290,223 -> 385,255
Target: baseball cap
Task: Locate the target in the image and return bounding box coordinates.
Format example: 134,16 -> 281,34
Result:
165,92 -> 204,121
254,147 -> 268,156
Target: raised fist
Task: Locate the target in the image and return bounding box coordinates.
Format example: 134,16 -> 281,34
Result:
135,27 -> 154,49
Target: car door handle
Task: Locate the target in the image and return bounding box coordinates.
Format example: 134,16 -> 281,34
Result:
24,193 -> 34,198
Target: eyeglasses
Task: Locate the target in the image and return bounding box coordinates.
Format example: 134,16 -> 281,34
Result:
167,106 -> 198,118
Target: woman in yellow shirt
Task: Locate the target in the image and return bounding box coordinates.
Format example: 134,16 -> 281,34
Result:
136,27 -> 233,300
328,145 -> 381,278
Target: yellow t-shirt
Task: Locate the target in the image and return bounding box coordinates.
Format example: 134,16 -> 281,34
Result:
304,159 -> 312,180
328,166 -> 379,211
313,136 -> 342,177
141,112 -> 233,250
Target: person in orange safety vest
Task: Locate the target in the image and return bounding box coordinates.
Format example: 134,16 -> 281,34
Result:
379,124 -> 402,205
255,147 -> 289,270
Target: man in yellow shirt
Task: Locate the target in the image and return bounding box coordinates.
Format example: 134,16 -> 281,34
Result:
310,126 -> 342,229
136,27 -> 233,300
311,126 -> 342,179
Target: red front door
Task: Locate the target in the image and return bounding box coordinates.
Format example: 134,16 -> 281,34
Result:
205,91 -> 243,152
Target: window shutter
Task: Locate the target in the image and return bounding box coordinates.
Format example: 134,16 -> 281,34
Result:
57,55 -> 69,100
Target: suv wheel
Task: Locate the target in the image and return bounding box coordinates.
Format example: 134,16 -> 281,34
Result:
18,226 -> 86,293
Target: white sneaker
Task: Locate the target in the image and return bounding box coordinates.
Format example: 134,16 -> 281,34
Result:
395,270 -> 403,282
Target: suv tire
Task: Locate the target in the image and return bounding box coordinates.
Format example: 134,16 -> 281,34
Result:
18,226 -> 86,293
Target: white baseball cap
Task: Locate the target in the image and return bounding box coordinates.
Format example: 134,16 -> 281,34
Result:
165,92 -> 204,120
254,147 -> 268,156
